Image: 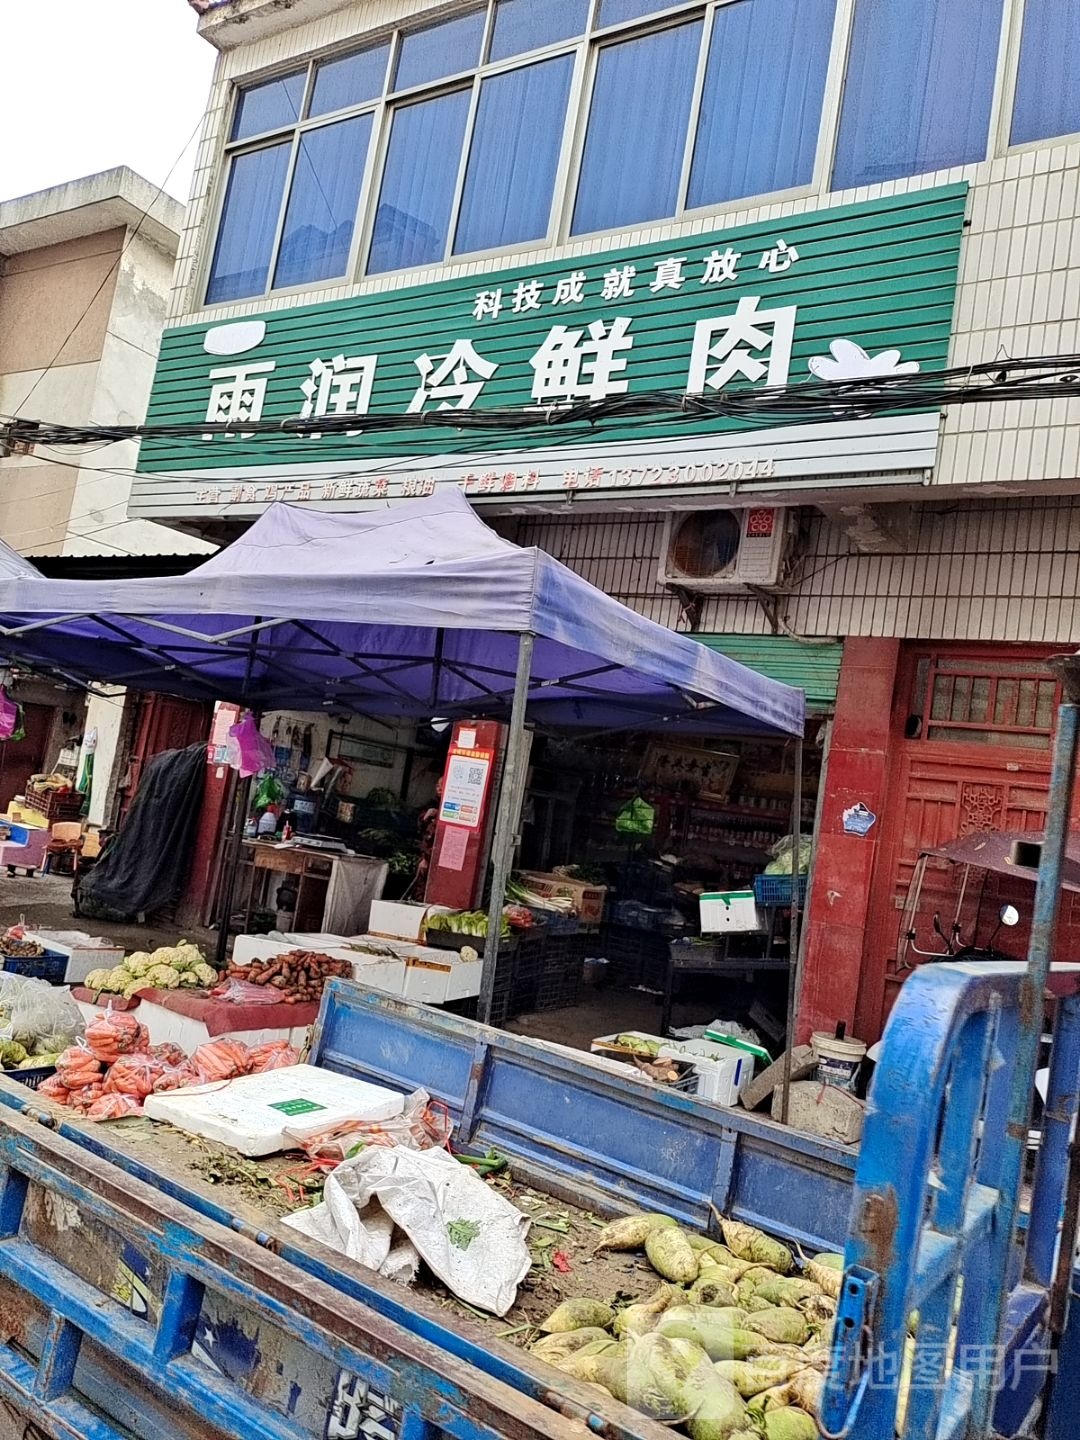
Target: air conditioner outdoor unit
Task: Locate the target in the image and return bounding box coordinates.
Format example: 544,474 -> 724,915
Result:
657,507 -> 790,593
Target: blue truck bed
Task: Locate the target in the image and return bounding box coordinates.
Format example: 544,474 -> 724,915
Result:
0,984 -> 857,1440
2,971 -> 1076,1439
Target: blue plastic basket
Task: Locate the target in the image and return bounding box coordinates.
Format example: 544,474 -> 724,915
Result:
1,949 -> 67,984
5,1064 -> 56,1090
752,873 -> 808,907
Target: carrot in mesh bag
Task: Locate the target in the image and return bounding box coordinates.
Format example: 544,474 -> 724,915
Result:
296,1090 -> 452,1163
67,1082 -> 105,1114
84,1010 -> 148,1065
86,1093 -> 143,1121
247,1040 -> 300,1073
38,1075 -> 71,1105
152,1061 -> 199,1093
103,1052 -> 166,1101
55,1044 -> 104,1090
190,1039 -> 253,1082
149,1041 -> 187,1068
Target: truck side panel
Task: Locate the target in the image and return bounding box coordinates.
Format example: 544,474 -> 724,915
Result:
0,1105 -> 656,1440
313,983 -> 857,1249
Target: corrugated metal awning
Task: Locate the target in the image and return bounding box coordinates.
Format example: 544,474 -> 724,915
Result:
695,635 -> 843,711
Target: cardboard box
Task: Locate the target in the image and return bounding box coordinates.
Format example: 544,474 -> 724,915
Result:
520,871 -> 607,925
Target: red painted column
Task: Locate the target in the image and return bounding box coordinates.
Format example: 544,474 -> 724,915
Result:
797,638 -> 900,1044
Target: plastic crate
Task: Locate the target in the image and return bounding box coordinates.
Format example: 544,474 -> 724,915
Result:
752,873 -> 809,908
595,924 -> 669,990
523,907 -> 581,935
5,1064 -> 56,1090
2,949 -> 67,984
612,899 -> 671,931
24,785 -> 83,823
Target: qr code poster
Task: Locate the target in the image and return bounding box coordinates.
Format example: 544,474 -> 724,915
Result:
438,749 -> 493,830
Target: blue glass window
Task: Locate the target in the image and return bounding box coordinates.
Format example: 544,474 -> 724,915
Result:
273,116 -> 372,289
689,0 -> 835,207
309,44 -> 389,117
206,143 -> 291,302
231,71 -> 305,141
369,90 -> 472,272
597,0 -> 684,25
395,10 -> 484,91
833,0 -> 1003,188
1011,0 -> 1080,145
489,0 -> 588,61
455,57 -> 574,254
572,20 -> 702,235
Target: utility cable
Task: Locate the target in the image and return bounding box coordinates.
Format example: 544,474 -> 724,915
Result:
3,351 -> 1078,448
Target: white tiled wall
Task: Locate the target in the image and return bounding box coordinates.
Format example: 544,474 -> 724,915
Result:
504,497 -> 1080,643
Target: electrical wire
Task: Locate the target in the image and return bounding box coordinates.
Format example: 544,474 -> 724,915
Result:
4,351 -> 1079,448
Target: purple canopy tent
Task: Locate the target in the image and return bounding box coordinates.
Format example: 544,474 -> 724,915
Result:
0,490 -> 806,1023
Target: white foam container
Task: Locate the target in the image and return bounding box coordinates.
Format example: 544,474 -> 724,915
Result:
144,1064 -> 404,1156
24,930 -> 124,984
659,1039 -> 749,1106
699,890 -> 763,933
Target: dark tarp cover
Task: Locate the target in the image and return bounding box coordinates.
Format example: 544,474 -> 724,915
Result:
80,743 -> 206,920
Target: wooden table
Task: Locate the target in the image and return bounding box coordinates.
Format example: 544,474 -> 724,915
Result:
239,842 -> 388,935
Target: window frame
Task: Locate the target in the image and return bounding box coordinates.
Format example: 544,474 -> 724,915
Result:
198,0 -> 1077,310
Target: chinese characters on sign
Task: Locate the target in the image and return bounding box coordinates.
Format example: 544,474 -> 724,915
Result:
201,294 -> 805,433
190,455 -> 776,507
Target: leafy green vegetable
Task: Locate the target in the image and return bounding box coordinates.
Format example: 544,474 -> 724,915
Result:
447,1218 -> 482,1250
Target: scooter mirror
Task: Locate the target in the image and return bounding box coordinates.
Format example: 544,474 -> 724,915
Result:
999,904 -> 1020,927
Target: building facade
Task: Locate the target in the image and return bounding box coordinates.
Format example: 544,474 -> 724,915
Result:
134,0 -> 1080,1039
0,168 -> 217,558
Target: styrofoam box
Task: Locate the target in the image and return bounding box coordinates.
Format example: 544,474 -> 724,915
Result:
24,930 -> 123,984
699,890 -> 764,933
367,901 -> 454,942
144,1065 -> 404,1156
659,1039 -> 749,1106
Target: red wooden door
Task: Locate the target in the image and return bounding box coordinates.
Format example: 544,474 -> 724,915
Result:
857,645 -> 1080,1039
0,704 -> 53,813
117,695 -> 212,822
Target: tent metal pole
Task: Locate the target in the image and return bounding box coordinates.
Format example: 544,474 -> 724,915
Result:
780,733 -> 804,1127
213,623 -> 262,973
478,632 -> 534,1027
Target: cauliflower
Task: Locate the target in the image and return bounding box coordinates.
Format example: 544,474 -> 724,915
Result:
193,963 -> 218,987
149,946 -> 176,968
174,941 -> 205,972
123,979 -> 145,999
145,964 -> 181,990
123,952 -> 153,977
84,968 -> 111,992
177,970 -> 200,988
104,966 -> 131,993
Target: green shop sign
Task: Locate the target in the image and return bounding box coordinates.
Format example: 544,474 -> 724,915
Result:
132,184 -> 966,518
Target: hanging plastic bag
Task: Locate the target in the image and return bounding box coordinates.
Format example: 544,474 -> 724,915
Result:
225,714 -> 276,778
615,795 -> 656,837
253,772 -> 285,810
0,690 -> 18,741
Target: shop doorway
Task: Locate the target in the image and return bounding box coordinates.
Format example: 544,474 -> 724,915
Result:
0,703 -> 52,813
857,644 -> 1080,1038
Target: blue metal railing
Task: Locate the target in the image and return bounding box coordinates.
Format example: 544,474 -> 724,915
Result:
820,962 -> 1080,1440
